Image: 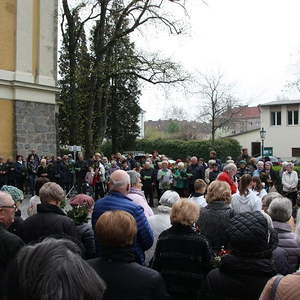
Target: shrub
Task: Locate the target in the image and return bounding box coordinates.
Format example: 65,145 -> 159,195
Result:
100,138 -> 241,162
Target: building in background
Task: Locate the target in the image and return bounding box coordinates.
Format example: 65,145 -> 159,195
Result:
259,100 -> 300,160
227,100 -> 300,160
0,0 -> 58,159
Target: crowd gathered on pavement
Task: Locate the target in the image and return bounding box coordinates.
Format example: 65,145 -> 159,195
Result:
1,147 -> 300,299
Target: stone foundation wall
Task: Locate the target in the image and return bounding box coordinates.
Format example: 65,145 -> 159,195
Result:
15,100 -> 56,157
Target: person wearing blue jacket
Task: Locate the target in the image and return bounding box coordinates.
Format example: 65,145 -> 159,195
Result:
92,170 -> 153,265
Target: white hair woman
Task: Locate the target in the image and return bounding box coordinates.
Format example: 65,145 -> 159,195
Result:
268,197 -> 300,273
144,190 -> 180,266
282,162 -> 298,206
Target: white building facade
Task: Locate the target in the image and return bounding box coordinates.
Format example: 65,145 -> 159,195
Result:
260,100 -> 300,160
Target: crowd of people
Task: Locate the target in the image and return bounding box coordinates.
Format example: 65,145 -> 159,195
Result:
1,147 -> 300,300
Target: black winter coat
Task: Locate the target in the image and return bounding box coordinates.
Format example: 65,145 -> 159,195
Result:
76,223 -> 96,259
0,223 -> 24,297
206,254 -> 276,300
88,248 -> 170,300
151,224 -> 212,300
21,203 -> 77,243
197,201 -> 234,253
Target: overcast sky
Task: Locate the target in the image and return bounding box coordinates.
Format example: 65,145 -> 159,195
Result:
132,0 -> 300,120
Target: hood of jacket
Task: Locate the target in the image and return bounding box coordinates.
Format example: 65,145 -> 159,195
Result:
233,189 -> 257,204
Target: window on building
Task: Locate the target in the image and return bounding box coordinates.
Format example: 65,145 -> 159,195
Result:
271,111 -> 281,126
292,148 -> 300,157
288,110 -> 299,125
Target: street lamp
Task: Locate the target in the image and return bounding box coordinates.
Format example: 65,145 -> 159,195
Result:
260,127 -> 267,159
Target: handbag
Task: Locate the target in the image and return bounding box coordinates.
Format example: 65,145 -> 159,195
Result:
269,275 -> 284,300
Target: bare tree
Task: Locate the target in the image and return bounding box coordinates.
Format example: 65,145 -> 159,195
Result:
195,73 -> 240,143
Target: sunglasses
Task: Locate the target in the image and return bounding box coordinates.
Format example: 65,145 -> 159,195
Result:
0,204 -> 17,210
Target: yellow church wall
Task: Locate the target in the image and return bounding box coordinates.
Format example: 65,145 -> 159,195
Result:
0,0 -> 16,71
0,99 -> 15,159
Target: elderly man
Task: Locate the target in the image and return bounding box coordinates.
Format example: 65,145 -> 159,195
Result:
22,182 -> 77,243
186,156 -> 205,194
217,163 -> 238,194
0,191 -> 24,296
92,170 -> 153,265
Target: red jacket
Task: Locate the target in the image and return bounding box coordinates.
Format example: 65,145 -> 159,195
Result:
217,172 -> 237,194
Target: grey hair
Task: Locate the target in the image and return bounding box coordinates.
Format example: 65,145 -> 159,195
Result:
127,171 -> 140,186
208,160 -> 216,166
257,161 -> 264,167
159,190 -> 180,207
110,173 -> 130,188
39,182 -> 65,204
0,191 -> 13,206
286,162 -> 294,168
268,197 -> 292,222
223,163 -> 237,172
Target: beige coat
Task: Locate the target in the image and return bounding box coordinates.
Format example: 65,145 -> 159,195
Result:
259,273 -> 300,300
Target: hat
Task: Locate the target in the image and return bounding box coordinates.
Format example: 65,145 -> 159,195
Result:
0,185 -> 24,203
239,160 -> 246,165
226,211 -> 277,257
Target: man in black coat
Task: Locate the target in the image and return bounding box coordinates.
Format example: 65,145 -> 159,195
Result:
140,162 -> 155,207
186,156 -> 205,194
0,191 -> 24,297
22,182 -> 77,244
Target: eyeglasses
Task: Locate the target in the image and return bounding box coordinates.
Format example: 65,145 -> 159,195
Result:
0,204 -> 17,210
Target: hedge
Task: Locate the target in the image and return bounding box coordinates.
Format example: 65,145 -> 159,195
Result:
101,138 -> 242,162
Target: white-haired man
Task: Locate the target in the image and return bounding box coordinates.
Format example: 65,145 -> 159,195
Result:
0,191 -> 24,296
92,170 -> 153,265
217,163 -> 238,194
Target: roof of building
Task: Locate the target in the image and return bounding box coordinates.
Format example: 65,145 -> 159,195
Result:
259,99 -> 300,107
224,128 -> 260,138
232,106 -> 260,119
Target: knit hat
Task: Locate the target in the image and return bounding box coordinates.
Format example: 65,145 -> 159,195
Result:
239,160 -> 246,165
226,211 -> 277,257
70,194 -> 94,210
0,185 -> 24,203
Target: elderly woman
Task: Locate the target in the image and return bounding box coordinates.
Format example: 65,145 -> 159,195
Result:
253,160 -> 264,177
157,160 -> 173,195
151,199 -> 212,300
37,158 -> 48,178
88,210 -> 170,300
268,197 -> 300,273
217,163 -> 237,194
173,162 -> 188,197
127,171 -> 154,218
145,190 -> 180,266
282,162 -> 298,206
197,180 -> 234,253
67,194 -> 96,259
261,161 -> 279,192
